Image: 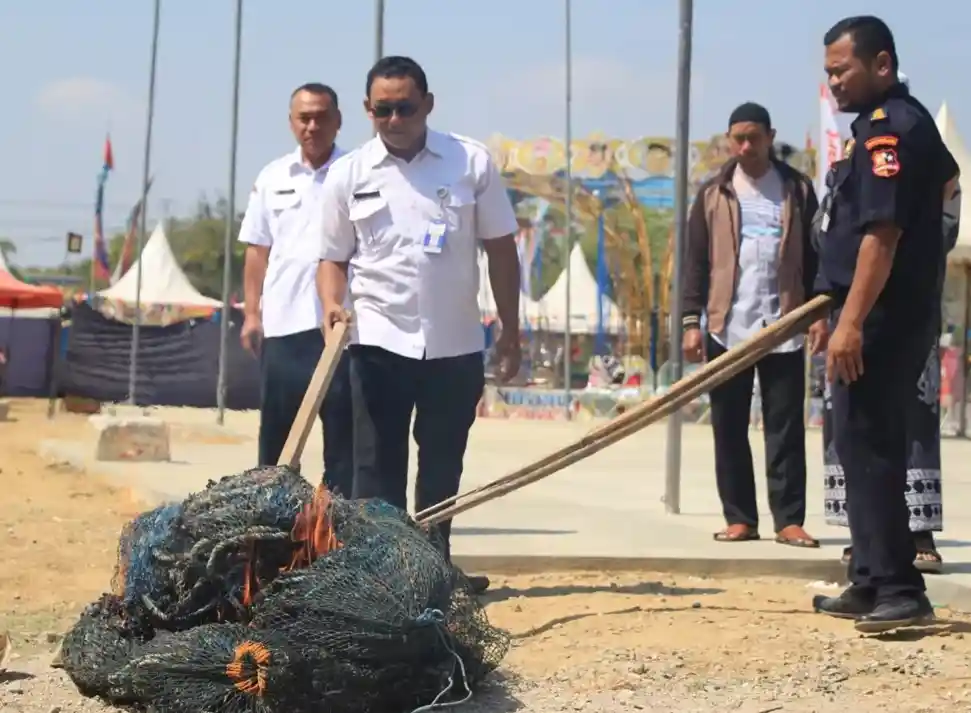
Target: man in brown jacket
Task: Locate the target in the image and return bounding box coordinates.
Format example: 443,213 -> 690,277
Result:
682,102 -> 828,546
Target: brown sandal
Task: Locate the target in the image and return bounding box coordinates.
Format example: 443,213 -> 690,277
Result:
915,549 -> 943,574
714,525 -> 760,542
841,546 -> 944,573
774,525 -> 820,548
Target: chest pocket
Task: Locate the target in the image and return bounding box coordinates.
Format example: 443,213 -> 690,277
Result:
349,197 -> 392,249
266,189 -> 302,233
442,186 -> 476,240
266,188 -> 315,257
267,189 -> 301,214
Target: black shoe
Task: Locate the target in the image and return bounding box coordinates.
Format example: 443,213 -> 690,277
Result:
854,594 -> 935,634
812,585 -> 876,620
467,574 -> 491,594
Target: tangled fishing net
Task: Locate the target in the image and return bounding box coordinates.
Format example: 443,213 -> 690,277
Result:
60,465 -> 509,713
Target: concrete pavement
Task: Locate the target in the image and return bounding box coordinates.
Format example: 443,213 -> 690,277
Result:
39,408 -> 971,609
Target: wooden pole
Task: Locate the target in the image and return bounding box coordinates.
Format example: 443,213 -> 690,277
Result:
417,295 -> 831,524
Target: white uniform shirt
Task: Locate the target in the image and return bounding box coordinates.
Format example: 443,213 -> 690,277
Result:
238,146 -> 345,338
318,130 -> 518,360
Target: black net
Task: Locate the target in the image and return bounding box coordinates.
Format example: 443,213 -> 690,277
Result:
59,594 -> 154,702
249,499 -> 508,711
61,466 -> 509,713
127,466 -> 313,629
109,623 -> 312,713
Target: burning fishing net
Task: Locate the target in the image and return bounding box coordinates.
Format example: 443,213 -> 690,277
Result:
60,464 -> 509,713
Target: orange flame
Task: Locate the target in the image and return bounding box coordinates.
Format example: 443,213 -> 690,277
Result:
288,485 -> 342,571
239,485 -> 342,608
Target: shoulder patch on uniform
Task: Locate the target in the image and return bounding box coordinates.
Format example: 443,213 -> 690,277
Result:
871,148 -> 900,178
870,107 -> 888,122
864,135 -> 898,151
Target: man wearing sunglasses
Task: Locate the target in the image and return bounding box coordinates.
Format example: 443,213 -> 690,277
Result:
238,82 -> 354,497
316,56 -> 522,594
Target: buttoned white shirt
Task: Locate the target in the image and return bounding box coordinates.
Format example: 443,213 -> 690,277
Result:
238,146 -> 344,338
318,130 -> 518,360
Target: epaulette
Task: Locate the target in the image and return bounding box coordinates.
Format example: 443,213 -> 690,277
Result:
870,107 -> 887,122
844,138 -> 855,158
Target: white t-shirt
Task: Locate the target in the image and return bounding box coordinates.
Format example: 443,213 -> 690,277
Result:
238,147 -> 344,338
714,165 -> 803,353
318,130 -> 519,360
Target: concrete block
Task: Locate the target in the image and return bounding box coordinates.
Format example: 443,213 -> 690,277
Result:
63,395 -> 101,414
92,415 -> 171,462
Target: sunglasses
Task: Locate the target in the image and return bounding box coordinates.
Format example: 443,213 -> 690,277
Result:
371,101 -> 419,119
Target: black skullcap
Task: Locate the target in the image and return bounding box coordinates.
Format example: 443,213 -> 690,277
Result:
728,102 -> 772,130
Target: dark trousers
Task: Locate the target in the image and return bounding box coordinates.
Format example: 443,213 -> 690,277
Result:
349,345 -> 484,556
832,314 -> 927,598
258,329 -> 354,497
707,335 -> 807,532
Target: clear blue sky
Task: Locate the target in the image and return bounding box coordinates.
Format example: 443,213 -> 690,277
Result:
2,0 -> 967,267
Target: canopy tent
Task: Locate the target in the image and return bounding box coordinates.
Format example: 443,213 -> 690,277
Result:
0,264 -> 63,310
937,103 -> 971,265
97,223 -> 221,326
0,256 -> 62,398
476,248 -> 544,325
529,242 -> 623,334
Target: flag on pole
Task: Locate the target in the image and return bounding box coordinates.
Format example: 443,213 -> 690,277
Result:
92,135 -> 114,284
818,85 -> 845,197
111,176 -> 154,284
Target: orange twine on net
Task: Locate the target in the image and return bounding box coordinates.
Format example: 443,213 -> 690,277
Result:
225,640 -> 271,697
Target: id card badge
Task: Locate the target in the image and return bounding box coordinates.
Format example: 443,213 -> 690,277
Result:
423,220 -> 447,254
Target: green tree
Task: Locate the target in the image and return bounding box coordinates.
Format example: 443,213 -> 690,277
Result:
166,195 -> 245,298
0,238 -> 15,264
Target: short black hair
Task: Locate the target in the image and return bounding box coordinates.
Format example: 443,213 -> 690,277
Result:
824,15 -> 898,72
290,82 -> 339,109
728,102 -> 772,131
366,56 -> 428,97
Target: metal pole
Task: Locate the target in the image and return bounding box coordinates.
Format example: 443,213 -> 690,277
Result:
959,265 -> 970,437
663,0 -> 694,514
562,0 -> 573,408
373,0 -> 384,138
217,0 -> 243,425
596,206 -> 606,355
127,0 -> 160,406
374,0 -> 385,62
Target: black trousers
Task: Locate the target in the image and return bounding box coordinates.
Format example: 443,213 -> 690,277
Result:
349,345 -> 484,556
707,335 -> 807,532
258,329 -> 354,497
831,312 -> 928,598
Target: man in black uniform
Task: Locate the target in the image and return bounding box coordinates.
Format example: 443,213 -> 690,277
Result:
811,16 -> 959,633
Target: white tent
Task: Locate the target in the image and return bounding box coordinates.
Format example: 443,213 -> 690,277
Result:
476,248 -> 544,323
529,242 -> 623,334
937,103 -> 971,264
99,223 -> 222,309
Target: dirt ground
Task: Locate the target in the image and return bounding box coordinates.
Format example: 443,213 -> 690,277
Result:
1,399 -> 970,712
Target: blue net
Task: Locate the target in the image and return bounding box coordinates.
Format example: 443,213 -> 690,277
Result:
113,502 -> 183,606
